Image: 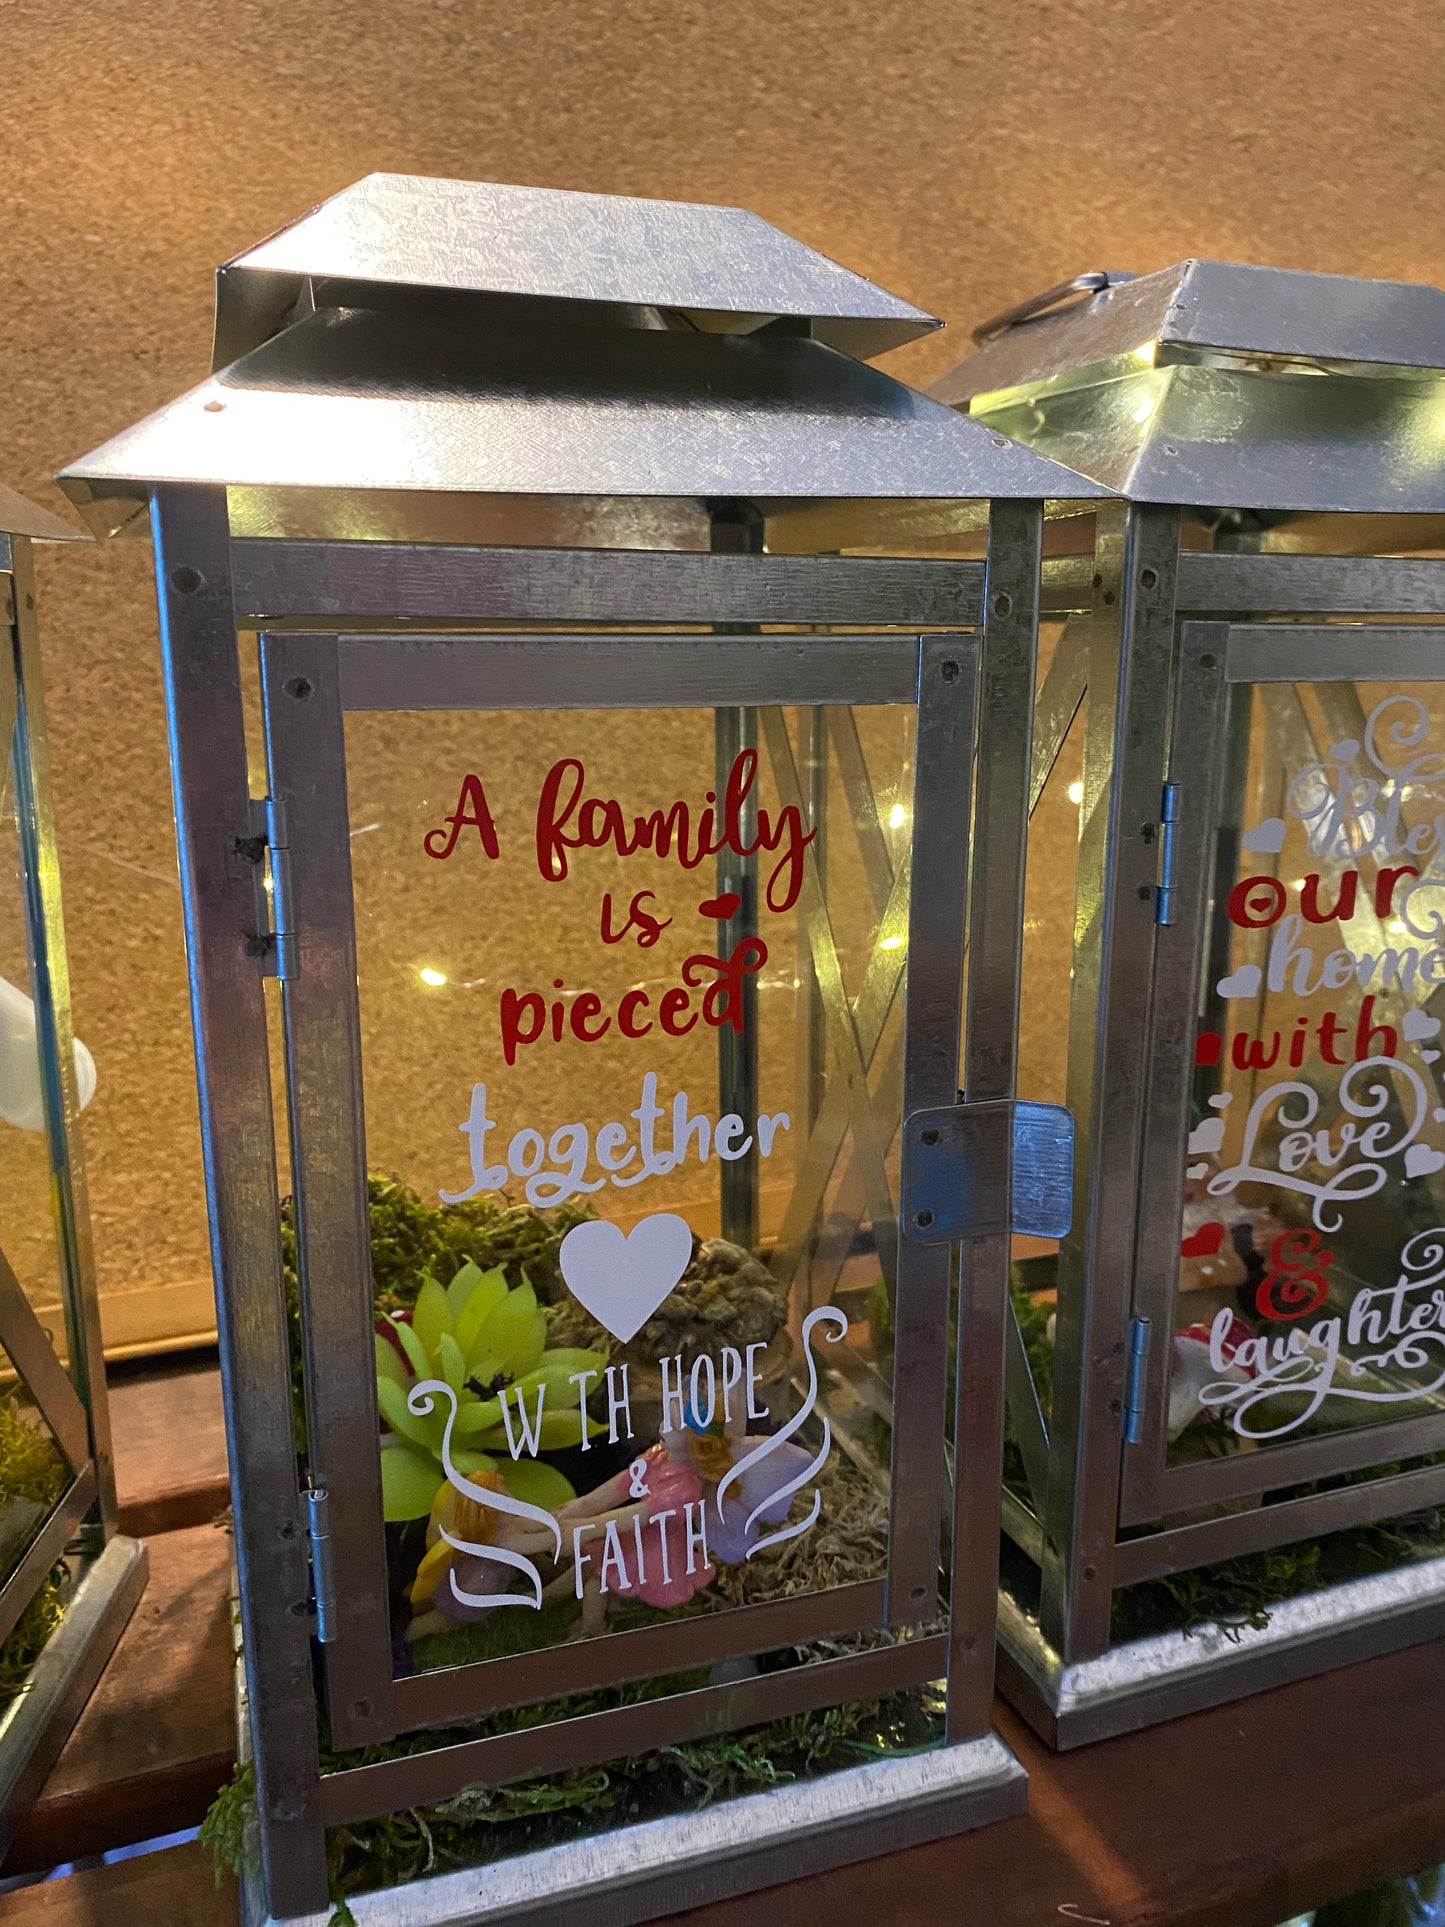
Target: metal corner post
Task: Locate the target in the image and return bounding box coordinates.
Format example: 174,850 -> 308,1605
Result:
5,535 -> 116,1531
947,500 -> 1043,1740
1040,502 -> 1181,1662
149,487 -> 328,1916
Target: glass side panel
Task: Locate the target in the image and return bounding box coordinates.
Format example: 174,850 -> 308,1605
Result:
1173,681 -> 1445,1461
0,728 -> 70,1355
341,703 -> 911,1680
1005,640 -> 1088,1503
0,1337 -> 66,1585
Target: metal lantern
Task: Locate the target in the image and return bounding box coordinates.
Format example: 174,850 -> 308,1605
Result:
0,484 -> 145,1845
932,260 -> 1445,1747
60,176 -> 1105,1924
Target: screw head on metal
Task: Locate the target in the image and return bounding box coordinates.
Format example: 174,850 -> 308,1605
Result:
941,660 -> 960,682
170,566 -> 203,595
1140,566 -> 1158,589
921,1126 -> 940,1146
285,676 -> 314,701
1200,653 -> 1217,669
916,1208 -> 934,1228
992,592 -> 1012,618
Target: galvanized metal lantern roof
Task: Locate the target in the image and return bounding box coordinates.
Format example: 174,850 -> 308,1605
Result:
931,259 -> 1445,515
0,481 -> 85,542
210,173 -> 943,365
58,175 -> 1109,538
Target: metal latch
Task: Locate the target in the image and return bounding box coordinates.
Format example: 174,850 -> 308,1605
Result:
304,1485 -> 336,1644
900,1099 -> 1074,1244
1155,783 -> 1182,927
1122,1317 -> 1153,1444
240,796 -> 299,980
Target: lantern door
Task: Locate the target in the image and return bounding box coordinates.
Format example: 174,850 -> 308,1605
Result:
259,624 -> 991,1759
1122,620 -> 1445,1530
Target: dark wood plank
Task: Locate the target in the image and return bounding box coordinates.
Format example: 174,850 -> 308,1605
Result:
5,1525 -> 235,1876
656,1639 -> 1445,1927
109,1364 -> 229,1539
0,1840 -> 235,1925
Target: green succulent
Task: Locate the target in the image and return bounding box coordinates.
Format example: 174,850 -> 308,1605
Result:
376,1259 -> 606,1522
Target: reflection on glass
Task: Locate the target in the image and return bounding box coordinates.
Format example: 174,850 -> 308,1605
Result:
1173,683 -> 1445,1461
342,704 -> 912,1675
0,742 -> 92,1345
1004,650 -> 1088,1503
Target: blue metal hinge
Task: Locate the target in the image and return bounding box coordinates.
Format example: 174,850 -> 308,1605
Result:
304,1485 -> 336,1644
1155,783 -> 1182,926
1122,1316 -> 1153,1444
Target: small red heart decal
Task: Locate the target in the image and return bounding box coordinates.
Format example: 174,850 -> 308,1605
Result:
698,893 -> 742,920
1180,1222 -> 1225,1259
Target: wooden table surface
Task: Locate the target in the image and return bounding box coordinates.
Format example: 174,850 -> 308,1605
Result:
3,1359 -> 1442,1926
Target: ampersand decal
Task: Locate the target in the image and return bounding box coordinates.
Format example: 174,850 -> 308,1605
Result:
1256,1227 -> 1332,1322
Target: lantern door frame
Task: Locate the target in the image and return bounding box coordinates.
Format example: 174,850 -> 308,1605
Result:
262,621 -> 977,1762
1120,619 -> 1445,1527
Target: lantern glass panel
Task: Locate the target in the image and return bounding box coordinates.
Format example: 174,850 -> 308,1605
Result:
1018,651 -> 1087,1119
340,699 -> 911,1672
0,752 -> 68,1329
1172,677 -> 1445,1462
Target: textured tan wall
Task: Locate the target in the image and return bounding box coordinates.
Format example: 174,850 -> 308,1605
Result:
3,0 -> 1445,1349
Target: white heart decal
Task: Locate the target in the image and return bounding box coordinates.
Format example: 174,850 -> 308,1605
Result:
1188,1117 -> 1226,1155
1403,1008 -> 1442,1041
1216,964 -> 1262,999
559,1213 -> 693,1344
1405,1143 -> 1445,1180
1240,819 -> 1286,854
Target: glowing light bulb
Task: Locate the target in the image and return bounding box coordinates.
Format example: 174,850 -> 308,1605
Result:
888,803 -> 908,830
1067,780 -> 1084,805
418,966 -> 447,987
1133,342 -> 1157,366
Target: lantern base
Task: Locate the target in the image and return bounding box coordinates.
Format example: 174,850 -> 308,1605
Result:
241,1725 -> 1027,1927
0,1533 -> 149,1854
997,1549 -> 1445,1750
